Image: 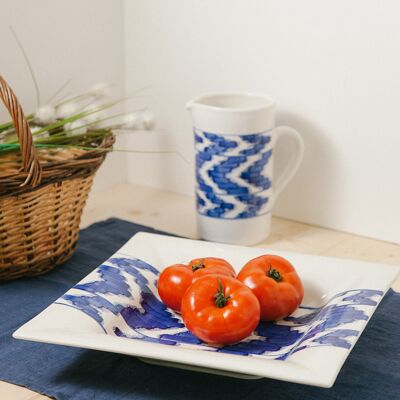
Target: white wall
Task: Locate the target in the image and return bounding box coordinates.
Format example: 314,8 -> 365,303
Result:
0,0 -> 126,192
2,1 -> 399,243
124,0 -> 400,244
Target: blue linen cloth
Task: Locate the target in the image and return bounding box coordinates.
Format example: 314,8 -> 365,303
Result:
0,218 -> 399,400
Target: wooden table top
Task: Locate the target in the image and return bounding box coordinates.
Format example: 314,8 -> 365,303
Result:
2,183 -> 399,399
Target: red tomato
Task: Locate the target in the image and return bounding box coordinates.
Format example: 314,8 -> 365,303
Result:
158,257 -> 235,312
181,275 -> 260,345
188,257 -> 235,282
237,255 -> 303,321
157,264 -> 192,312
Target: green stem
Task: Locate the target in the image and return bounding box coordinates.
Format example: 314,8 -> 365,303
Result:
3,98 -> 124,144
0,114 -> 34,133
191,259 -> 205,272
213,278 -> 230,308
267,264 -> 282,282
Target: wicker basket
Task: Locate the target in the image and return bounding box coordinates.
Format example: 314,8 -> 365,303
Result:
0,76 -> 114,280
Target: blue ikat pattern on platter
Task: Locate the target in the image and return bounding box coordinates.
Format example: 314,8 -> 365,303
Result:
195,129 -> 273,219
57,256 -> 384,360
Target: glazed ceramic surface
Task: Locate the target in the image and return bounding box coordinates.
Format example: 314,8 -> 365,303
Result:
187,93 -> 304,245
14,233 -> 399,387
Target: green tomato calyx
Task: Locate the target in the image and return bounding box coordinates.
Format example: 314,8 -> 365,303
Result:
214,278 -> 231,308
267,264 -> 283,282
192,258 -> 205,272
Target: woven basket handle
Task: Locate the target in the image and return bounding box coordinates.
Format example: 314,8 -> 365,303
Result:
0,75 -> 42,186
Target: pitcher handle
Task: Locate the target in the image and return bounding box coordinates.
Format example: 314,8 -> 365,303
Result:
273,126 -> 304,198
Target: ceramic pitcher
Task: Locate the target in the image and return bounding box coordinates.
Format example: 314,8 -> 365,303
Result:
187,92 -> 304,245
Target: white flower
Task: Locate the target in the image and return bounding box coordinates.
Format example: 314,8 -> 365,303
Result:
90,82 -> 111,99
35,104 -> 56,124
84,102 -> 101,116
31,126 -> 49,141
121,113 -> 141,129
83,103 -> 104,129
56,102 -> 79,119
64,120 -> 87,136
142,111 -> 155,130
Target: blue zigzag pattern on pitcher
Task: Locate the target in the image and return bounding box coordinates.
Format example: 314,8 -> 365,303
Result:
195,130 -> 272,219
57,256 -> 384,359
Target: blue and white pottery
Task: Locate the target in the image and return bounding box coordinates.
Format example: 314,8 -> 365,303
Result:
14,233 -> 399,387
187,92 -> 304,245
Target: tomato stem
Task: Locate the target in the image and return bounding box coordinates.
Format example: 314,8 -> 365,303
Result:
267,264 -> 282,282
192,258 -> 205,272
214,278 -> 230,308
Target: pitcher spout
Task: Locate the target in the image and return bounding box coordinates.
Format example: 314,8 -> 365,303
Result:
185,100 -> 194,110
185,94 -> 205,111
